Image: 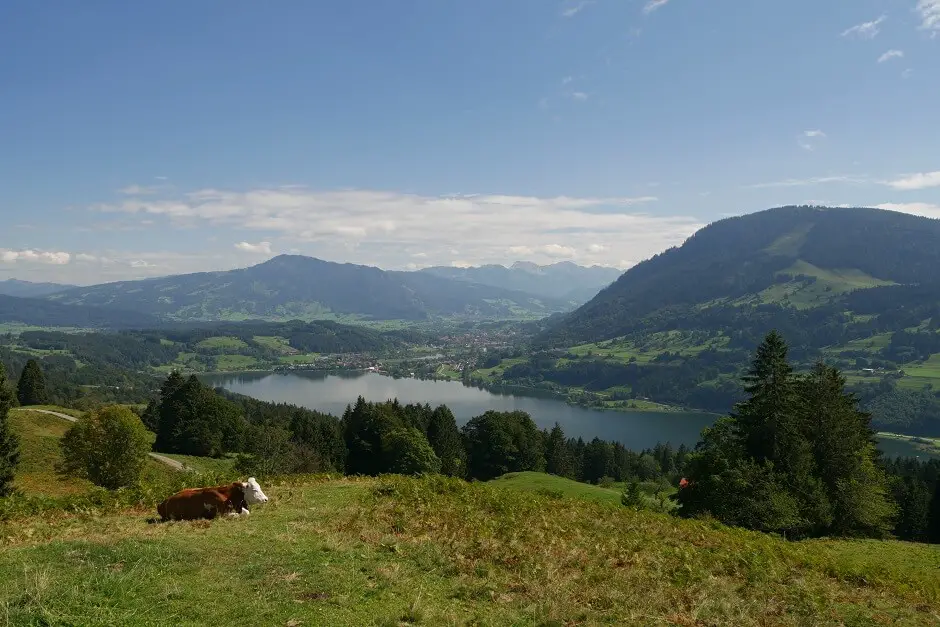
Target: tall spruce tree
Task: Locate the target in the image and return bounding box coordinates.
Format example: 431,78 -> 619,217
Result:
0,364 -> 20,497
927,480 -> 940,544
545,423 -> 574,478
16,359 -> 48,406
680,331 -> 894,539
425,405 -> 465,477
798,363 -> 895,537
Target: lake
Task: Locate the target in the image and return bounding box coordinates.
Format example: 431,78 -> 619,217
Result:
202,370 -> 938,459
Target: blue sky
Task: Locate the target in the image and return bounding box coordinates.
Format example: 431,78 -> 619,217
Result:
1,0 -> 938,284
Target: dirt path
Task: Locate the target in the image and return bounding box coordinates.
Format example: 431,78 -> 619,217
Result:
11,408 -> 186,471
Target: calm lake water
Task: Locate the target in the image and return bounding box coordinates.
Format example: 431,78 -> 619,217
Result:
202,370 -> 938,459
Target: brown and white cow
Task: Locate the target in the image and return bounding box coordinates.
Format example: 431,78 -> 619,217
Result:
157,477 -> 269,521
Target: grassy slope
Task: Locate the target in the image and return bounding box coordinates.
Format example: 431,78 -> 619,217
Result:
489,471 -> 622,505
0,474 -> 937,625
9,408 -> 186,497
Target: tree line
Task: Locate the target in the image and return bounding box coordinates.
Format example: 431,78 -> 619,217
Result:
677,331 -> 940,542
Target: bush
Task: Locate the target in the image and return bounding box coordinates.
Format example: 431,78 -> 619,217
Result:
382,427 -> 441,476
59,405 -> 155,490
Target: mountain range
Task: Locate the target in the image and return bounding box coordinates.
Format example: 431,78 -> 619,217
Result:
0,278 -> 75,298
43,255 -> 596,322
419,261 -> 621,303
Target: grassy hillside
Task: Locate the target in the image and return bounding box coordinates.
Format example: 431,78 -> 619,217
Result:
0,474 -> 937,625
488,471 -> 623,505
8,407 -> 186,498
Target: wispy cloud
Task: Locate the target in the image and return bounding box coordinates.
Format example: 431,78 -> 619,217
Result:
119,184 -> 161,195
798,130 -> 826,151
643,0 -> 671,14
88,187 -> 698,273
235,241 -> 273,254
561,1 -> 593,17
0,249 -> 72,265
841,15 -> 886,39
883,171 -> 940,190
571,92 -> 589,101
902,68 -> 914,79
916,0 -> 940,31
877,49 -> 904,63
745,175 -> 868,189
561,76 -> 574,85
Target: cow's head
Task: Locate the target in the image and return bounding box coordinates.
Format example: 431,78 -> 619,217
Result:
242,477 -> 269,505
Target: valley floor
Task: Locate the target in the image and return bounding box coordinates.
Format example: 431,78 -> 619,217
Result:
0,475 -> 938,626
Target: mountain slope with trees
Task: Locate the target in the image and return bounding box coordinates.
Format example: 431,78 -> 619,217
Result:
0,279 -> 74,298
475,207 -> 940,432
0,294 -> 160,329
46,255 -> 571,322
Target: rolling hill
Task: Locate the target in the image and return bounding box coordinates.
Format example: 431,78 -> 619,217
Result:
46,255 -> 572,322
420,260 -> 622,304
0,278 -> 75,298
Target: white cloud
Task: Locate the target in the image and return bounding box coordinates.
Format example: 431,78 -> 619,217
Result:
798,129 -> 827,151
877,49 -> 904,63
875,202 -> 940,219
588,243 -> 607,253
643,0 -> 671,14
235,241 -> 273,254
902,68 -> 914,79
571,92 -> 589,101
883,171 -> 940,190
803,130 -> 826,138
88,187 -> 696,271
561,76 -> 574,85
561,1 -> 593,17
0,249 -> 71,265
746,175 -> 867,189
841,15 -> 886,38
916,0 -> 940,31
119,184 -> 162,195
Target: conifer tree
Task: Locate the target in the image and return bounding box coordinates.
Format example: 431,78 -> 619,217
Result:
16,359 -> 48,406
425,405 -> 465,477
0,364 -> 20,497
545,423 -> 574,478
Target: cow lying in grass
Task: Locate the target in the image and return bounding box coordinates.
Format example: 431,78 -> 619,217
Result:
157,478 -> 269,522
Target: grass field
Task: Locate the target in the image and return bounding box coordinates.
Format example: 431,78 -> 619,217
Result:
252,335 -> 296,354
568,331 -> 729,365
213,354 -> 260,371
0,474 -> 937,625
157,454 -> 237,475
488,471 -> 623,506
195,336 -> 249,351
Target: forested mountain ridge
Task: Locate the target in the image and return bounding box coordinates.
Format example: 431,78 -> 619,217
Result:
0,279 -> 75,298
420,261 -> 622,303
46,255 -> 571,322
473,207 -> 940,434
545,206 -> 940,344
0,294 -> 159,329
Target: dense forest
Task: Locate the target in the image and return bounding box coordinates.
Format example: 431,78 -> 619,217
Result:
0,293 -> 159,329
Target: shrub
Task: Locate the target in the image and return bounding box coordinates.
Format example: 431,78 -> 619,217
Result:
59,405 -> 154,490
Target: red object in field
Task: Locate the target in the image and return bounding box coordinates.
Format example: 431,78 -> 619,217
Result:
678,478 -> 689,489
